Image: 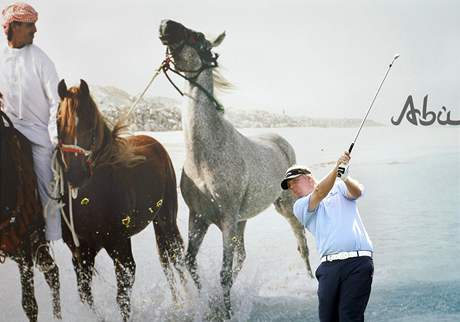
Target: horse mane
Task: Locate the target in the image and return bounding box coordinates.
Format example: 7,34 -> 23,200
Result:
210,67 -> 234,114
212,67 -> 234,93
58,86 -> 145,169
93,117 -> 145,169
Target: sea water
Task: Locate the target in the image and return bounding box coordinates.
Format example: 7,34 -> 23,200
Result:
1,126 -> 459,321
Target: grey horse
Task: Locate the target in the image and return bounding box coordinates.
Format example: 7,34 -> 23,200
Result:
159,20 -> 313,317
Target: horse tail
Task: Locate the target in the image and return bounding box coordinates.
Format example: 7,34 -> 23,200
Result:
152,155 -> 186,281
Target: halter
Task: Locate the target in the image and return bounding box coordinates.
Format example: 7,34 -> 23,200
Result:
58,125 -> 97,177
161,28 -> 224,112
59,143 -> 93,171
164,29 -> 219,69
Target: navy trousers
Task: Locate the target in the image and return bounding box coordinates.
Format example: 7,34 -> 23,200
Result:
315,256 -> 374,322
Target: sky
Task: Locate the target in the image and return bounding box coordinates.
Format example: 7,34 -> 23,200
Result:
1,0 -> 459,124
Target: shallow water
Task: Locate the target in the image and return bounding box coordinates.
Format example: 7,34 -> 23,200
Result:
1,126 -> 459,321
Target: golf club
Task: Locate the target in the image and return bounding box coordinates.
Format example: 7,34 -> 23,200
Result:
338,53 -> 400,178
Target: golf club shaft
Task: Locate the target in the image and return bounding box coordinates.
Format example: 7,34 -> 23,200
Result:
348,54 -> 399,154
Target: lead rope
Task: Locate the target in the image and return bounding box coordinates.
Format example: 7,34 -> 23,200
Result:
122,51 -> 223,120
47,150 -> 81,259
66,185 -> 81,260
124,60 -> 168,118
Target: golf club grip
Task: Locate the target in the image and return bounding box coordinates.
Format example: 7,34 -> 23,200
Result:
348,143 -> 354,154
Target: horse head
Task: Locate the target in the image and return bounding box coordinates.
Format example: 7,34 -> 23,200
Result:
57,79 -> 99,187
159,19 -> 225,74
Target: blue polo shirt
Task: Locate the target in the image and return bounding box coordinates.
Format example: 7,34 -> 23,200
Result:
293,180 -> 373,258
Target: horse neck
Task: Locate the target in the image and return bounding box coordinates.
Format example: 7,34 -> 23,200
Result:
92,117 -> 113,161
182,68 -> 227,153
99,124 -> 112,148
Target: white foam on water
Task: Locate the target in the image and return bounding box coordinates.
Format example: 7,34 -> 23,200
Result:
1,127 -> 459,321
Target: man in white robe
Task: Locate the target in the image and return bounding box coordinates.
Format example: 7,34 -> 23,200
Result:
0,3 -> 62,261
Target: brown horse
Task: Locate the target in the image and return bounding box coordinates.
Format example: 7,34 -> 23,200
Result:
0,110 -> 61,322
55,79 -> 186,321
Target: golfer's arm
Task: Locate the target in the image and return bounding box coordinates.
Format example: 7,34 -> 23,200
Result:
343,177 -> 363,199
308,166 -> 338,211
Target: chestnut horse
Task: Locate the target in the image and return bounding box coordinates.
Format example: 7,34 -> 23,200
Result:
0,110 -> 61,322
56,79 -> 186,321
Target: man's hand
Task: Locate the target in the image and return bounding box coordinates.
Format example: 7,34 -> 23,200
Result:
338,163 -> 349,181
337,151 -> 351,181
336,151 -> 351,167
309,151 -> 351,211
336,151 -> 363,198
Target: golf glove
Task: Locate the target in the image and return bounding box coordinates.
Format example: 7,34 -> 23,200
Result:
337,163 -> 349,182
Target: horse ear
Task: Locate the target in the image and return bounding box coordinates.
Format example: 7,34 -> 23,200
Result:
211,31 -> 225,48
80,79 -> 90,97
58,79 -> 68,100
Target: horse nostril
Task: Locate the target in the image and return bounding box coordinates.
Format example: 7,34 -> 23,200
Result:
159,35 -> 168,45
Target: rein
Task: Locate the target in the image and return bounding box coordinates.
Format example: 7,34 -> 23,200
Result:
48,149 -> 81,261
161,50 -> 224,112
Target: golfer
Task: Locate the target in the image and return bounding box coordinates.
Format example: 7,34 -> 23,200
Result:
281,151 -> 374,322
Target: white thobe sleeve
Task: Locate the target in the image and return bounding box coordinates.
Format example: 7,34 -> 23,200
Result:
40,56 -> 60,146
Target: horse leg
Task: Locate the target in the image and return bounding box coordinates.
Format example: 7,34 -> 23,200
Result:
72,246 -> 96,308
157,193 -> 188,288
221,222 -> 237,318
153,220 -> 179,303
16,250 -> 38,322
40,249 -> 62,319
106,240 -> 135,322
170,240 -> 187,289
232,220 -> 247,280
274,191 -> 313,278
185,210 -> 210,290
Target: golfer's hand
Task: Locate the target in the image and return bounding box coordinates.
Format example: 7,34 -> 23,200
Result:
336,151 -> 351,167
337,151 -> 351,181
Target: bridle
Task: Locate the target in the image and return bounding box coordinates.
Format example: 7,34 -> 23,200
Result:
163,28 -> 219,72
58,126 -> 97,177
160,28 -> 224,112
